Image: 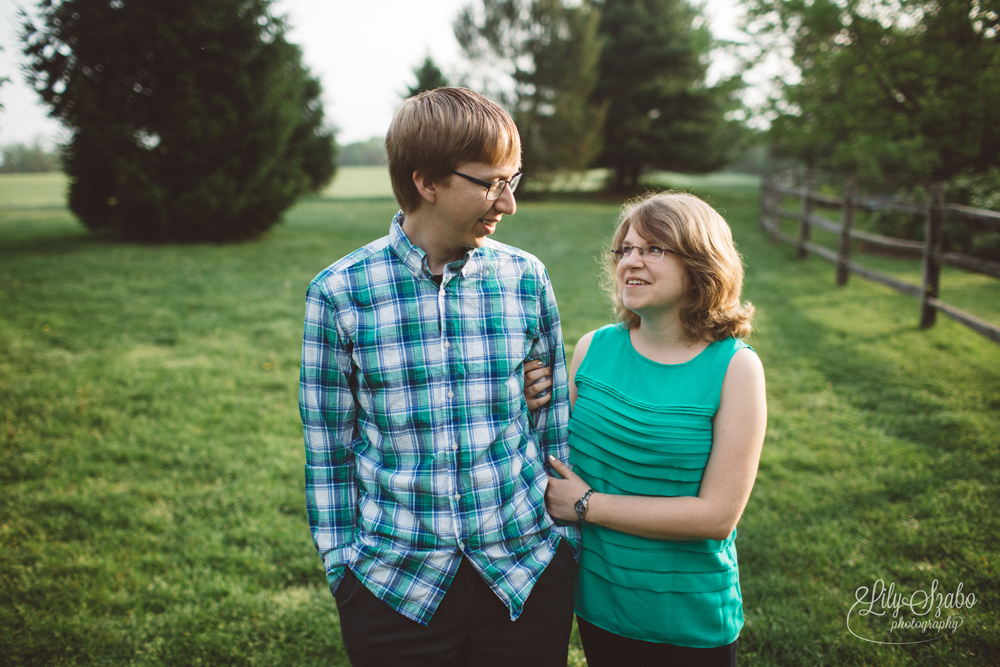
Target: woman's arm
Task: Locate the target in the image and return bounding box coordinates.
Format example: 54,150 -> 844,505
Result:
524,359 -> 553,411
545,347 -> 767,541
524,329 -> 596,411
566,330 -> 594,409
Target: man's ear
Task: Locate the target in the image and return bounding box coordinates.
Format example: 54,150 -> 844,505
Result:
412,170 -> 437,204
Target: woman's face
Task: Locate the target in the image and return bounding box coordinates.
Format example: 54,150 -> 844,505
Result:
615,225 -> 689,319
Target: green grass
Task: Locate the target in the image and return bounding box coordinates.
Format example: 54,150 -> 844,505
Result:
2,170 -> 998,666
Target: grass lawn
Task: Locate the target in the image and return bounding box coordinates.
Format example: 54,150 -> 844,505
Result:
1,169 -> 998,666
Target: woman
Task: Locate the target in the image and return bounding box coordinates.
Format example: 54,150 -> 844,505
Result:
525,192 -> 766,666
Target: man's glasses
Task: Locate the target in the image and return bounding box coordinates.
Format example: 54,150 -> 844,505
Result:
452,171 -> 523,201
610,244 -> 670,263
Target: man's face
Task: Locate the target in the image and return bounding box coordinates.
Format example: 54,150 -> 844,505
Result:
432,160 -> 520,254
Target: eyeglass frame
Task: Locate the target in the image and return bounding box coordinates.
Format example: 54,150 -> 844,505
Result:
610,244 -> 673,263
451,170 -> 523,201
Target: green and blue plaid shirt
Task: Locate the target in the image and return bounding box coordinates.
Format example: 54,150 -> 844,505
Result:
300,212 -> 576,625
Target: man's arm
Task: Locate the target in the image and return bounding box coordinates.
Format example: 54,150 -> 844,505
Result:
300,279 -> 359,592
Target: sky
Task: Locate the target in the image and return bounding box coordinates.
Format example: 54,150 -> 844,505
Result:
0,0 -> 746,150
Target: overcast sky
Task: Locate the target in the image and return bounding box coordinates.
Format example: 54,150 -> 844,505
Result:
0,0 -> 745,150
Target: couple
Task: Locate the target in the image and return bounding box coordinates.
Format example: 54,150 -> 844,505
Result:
299,87 -> 766,667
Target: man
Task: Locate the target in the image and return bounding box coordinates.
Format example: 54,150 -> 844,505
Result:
299,87 -> 576,667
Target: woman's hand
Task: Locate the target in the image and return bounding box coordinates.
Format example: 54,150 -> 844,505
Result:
524,359 -> 553,410
546,456 -> 592,522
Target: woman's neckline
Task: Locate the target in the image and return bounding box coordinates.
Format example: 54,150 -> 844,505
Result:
625,326 -> 713,366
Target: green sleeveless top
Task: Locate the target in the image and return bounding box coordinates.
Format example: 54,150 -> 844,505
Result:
569,324 -> 751,647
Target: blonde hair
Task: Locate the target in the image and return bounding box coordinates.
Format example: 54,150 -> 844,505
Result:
385,87 -> 521,212
602,191 -> 755,342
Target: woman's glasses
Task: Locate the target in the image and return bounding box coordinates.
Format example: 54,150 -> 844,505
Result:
610,244 -> 671,263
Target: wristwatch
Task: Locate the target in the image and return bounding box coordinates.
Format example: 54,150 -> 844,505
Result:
575,489 -> 595,523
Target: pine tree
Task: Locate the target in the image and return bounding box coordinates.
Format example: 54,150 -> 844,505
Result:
456,0 -> 607,182
405,56 -> 450,98
22,0 -> 336,242
592,0 -> 740,190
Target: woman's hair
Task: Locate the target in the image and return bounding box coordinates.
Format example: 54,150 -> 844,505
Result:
602,191 -> 755,342
385,87 -> 521,213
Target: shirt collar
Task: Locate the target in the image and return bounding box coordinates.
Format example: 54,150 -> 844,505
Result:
389,211 -> 480,280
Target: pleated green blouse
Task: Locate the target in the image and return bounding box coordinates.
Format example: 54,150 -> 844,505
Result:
569,324 -> 750,648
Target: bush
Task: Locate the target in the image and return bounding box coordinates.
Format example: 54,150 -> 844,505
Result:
863,170 -> 1000,262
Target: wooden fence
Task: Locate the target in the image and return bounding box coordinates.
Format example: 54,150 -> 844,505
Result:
759,172 -> 1000,344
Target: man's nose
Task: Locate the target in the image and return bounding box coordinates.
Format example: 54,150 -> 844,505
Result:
492,182 -> 516,215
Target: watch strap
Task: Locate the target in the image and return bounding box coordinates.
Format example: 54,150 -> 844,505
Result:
575,488 -> 595,523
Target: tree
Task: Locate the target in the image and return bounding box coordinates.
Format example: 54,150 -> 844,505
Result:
456,0 -> 607,181
592,0 -> 742,191
21,0 -> 336,243
515,0 -> 607,182
743,0 -> 1000,188
0,44 -> 9,113
405,56 -> 450,98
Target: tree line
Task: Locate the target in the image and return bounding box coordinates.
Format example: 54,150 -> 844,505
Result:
9,0 -> 997,242
0,141 -> 61,173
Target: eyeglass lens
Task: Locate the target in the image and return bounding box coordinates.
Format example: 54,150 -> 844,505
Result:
613,245 -> 665,262
488,173 -> 521,200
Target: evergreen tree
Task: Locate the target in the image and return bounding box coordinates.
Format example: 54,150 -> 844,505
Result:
516,0 -> 607,181
405,56 -> 450,98
456,0 -> 607,181
592,0 -> 741,190
21,0 -> 336,243
0,44 -> 9,112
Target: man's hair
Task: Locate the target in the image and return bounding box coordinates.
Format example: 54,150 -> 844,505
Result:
602,191 -> 755,342
385,87 -> 521,212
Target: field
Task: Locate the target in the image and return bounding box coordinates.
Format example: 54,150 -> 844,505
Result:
2,169 -> 999,665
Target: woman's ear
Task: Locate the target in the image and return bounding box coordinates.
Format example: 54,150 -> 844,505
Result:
412,170 -> 437,204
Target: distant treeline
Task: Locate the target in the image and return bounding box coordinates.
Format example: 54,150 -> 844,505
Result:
2,136 -> 385,171
338,136 -> 386,167
0,142 -> 61,173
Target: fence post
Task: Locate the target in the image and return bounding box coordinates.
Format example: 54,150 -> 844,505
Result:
836,181 -> 856,286
796,173 -> 814,259
919,184 -> 944,328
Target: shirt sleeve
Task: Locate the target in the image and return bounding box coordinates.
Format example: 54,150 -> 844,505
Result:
530,270 -> 581,552
299,279 -> 358,592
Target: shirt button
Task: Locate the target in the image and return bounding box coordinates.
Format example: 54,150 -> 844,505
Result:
452,444 -> 458,451
454,493 -> 461,501
443,340 -> 450,348
447,391 -> 454,399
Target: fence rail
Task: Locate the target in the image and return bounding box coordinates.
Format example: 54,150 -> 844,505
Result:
759,173 -> 1000,344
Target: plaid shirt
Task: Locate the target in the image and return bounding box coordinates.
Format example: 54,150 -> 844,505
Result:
300,212 -> 576,625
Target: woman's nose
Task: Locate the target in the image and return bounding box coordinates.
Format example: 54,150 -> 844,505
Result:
622,247 -> 645,267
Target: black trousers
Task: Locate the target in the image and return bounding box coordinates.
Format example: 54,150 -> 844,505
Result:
334,541 -> 578,667
577,615 -> 738,667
